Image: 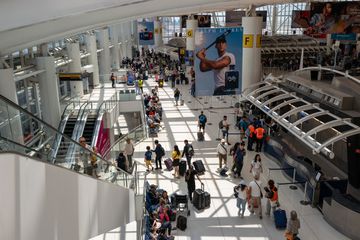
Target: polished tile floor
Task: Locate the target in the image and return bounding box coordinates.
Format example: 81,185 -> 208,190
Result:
91,76 -> 349,240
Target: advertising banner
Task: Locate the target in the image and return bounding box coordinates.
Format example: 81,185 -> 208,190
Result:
291,10 -> 311,28
225,11 -> 267,29
96,120 -> 110,157
308,2 -> 360,35
138,21 -> 154,45
194,27 -> 243,96
181,15 -> 212,28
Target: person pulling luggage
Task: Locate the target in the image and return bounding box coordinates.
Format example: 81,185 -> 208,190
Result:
185,165 -> 202,202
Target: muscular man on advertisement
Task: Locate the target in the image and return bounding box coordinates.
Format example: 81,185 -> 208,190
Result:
196,36 -> 236,95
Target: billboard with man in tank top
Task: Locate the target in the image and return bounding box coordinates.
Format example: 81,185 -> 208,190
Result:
194,27 -> 243,96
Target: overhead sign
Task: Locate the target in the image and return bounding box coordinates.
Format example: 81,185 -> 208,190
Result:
186,29 -> 193,38
138,21 -> 154,46
58,73 -> 82,81
225,11 -> 267,29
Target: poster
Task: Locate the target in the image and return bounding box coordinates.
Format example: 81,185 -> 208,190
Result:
96,120 -> 110,157
181,15 -> 212,28
194,27 -> 243,96
138,21 -> 154,45
225,11 -> 267,29
291,10 -> 311,28
308,2 -> 360,35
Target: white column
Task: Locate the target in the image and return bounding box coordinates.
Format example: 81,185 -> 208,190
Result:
66,42 -> 84,97
132,20 -> 139,50
154,20 -> 163,47
110,26 -> 120,70
119,24 -> 126,60
186,19 -> 197,79
0,69 -> 24,142
242,17 -> 262,90
326,34 -> 332,55
85,34 -> 100,86
36,57 -> 61,128
126,22 -> 133,59
97,28 -> 111,82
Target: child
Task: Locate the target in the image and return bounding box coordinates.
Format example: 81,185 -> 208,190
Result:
144,146 -> 154,172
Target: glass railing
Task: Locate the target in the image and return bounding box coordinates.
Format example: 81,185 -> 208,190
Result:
0,94 -> 136,190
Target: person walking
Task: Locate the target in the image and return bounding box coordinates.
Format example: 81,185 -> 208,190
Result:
182,139 -> 194,168
174,88 -> 180,106
235,179 -> 248,218
116,152 -> 127,172
152,140 -> 165,170
198,111 -> 207,133
248,173 -> 263,219
185,165 -> 202,202
124,138 -> 135,170
265,179 -> 279,216
250,154 -> 263,177
285,210 -> 300,240
171,145 -> 181,178
220,115 -> 231,145
234,142 -> 246,178
216,139 -> 228,169
110,72 -> 116,88
144,146 -> 154,172
138,78 -> 144,93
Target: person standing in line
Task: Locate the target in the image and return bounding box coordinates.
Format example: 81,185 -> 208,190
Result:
230,142 -> 241,173
182,139 -> 194,168
250,154 -> 263,177
265,179 -> 279,216
248,173 -> 263,219
198,111 -> 207,134
238,116 -> 248,142
110,72 -> 116,88
171,145 -> 181,178
220,115 -> 231,145
124,138 -> 135,171
246,123 -> 255,151
235,179 -> 248,218
174,88 -> 181,106
152,140 -> 164,170
185,165 -> 202,202
234,142 -> 246,178
254,125 -> 265,152
216,139 -> 228,169
285,210 -> 300,240
144,146 -> 154,172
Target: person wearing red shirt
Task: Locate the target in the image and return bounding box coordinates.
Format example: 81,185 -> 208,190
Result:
254,125 -> 265,152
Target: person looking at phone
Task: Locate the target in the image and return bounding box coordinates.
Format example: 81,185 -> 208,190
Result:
196,36 -> 235,95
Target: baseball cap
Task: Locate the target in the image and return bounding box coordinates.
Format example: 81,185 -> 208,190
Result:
215,36 -> 226,44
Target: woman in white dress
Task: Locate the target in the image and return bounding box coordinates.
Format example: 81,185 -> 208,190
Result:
250,154 -> 263,177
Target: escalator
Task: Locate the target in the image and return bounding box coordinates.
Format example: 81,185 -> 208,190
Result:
79,112 -> 97,145
56,115 -> 77,159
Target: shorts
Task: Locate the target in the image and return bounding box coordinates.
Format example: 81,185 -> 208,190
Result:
145,160 -> 152,167
173,159 -> 180,166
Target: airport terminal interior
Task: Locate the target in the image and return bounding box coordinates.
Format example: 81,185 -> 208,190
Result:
1,0 -> 360,240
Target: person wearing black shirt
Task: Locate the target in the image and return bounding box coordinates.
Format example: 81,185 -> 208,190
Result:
116,152 -> 127,172
182,139 -> 194,167
185,165 -> 202,202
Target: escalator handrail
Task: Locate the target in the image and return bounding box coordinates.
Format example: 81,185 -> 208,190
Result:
0,95 -> 133,182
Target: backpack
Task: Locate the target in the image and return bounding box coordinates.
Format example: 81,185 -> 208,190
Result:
159,146 -> 165,157
199,115 -> 206,124
188,144 -> 194,156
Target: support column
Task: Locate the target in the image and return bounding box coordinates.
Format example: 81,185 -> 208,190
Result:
242,17 -> 262,90
185,18 -> 197,80
326,34 -> 332,55
97,28 -> 111,83
85,34 -> 100,86
66,42 -> 84,97
0,69 -> 24,142
126,22 -> 133,59
154,19 -> 163,47
110,26 -> 120,70
36,57 -> 61,128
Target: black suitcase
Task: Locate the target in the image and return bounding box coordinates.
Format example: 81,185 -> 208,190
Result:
176,215 -> 187,231
204,191 -> 211,208
193,188 -> 205,210
193,160 -> 205,174
197,131 -> 204,141
179,160 -> 187,176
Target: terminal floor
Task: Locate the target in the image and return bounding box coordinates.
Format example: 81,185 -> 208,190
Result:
90,77 -> 349,240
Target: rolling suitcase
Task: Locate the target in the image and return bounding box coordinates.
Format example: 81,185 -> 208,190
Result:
193,160 -> 205,174
176,215 -> 187,231
197,131 -> 204,141
164,158 -> 173,171
193,188 -> 205,210
180,99 -> 184,105
274,209 -> 287,229
179,160 -> 187,176
204,191 -> 211,208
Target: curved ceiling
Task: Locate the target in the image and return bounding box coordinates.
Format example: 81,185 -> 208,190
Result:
0,0 -> 281,55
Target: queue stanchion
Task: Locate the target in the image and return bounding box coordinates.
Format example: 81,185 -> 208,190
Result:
289,168 -> 298,190
300,181 -> 310,205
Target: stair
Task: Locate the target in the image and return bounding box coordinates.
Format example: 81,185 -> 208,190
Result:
82,114 -> 97,145
56,116 -> 77,161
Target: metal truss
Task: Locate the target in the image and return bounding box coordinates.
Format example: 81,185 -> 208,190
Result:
244,80 -> 360,159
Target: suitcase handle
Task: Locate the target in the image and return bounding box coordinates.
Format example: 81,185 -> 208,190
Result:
201,182 -> 204,191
